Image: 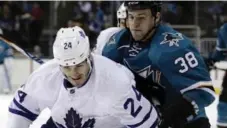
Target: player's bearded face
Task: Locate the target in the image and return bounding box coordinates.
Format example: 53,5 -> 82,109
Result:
60,60 -> 90,87
128,9 -> 154,41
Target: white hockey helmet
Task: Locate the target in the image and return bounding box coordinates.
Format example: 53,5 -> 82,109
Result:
0,28 -> 3,35
53,26 -> 90,66
117,3 -> 127,19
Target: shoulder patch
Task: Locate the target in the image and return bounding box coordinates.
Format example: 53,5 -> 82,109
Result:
106,28 -> 127,45
107,33 -> 116,45
160,32 -> 184,47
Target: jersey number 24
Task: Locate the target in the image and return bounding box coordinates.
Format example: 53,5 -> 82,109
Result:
124,86 -> 142,117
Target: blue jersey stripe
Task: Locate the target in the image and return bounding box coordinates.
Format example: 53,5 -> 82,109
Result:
10,98 -> 38,120
9,108 -> 38,121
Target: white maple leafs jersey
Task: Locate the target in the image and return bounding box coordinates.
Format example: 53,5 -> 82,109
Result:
94,27 -> 123,54
7,54 -> 158,128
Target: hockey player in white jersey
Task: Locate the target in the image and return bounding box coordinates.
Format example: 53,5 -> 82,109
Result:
94,2 -> 128,54
7,26 -> 159,128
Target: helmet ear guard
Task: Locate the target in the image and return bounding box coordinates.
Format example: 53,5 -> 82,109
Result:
117,2 -> 128,27
117,3 -> 127,19
53,26 -> 90,66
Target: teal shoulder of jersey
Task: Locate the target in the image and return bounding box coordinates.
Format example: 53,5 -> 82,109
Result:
102,28 -> 131,63
0,40 -> 13,62
147,24 -> 197,65
211,23 -> 227,61
217,23 -> 227,48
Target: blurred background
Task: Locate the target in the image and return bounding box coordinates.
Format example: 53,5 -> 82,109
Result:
1,1 -> 227,58
0,2 -> 226,127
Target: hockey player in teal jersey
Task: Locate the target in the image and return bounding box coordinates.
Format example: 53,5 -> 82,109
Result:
205,23 -> 227,128
0,28 -> 13,94
102,1 -> 215,128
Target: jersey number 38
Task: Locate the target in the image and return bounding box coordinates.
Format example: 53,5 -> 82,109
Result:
175,52 -> 198,73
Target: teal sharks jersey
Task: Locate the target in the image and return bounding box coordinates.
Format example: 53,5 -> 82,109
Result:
102,24 -> 215,119
212,23 -> 227,126
0,40 -> 13,62
212,23 -> 227,61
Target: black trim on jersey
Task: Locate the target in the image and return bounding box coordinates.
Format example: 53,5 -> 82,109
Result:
63,79 -> 74,88
199,86 -> 215,92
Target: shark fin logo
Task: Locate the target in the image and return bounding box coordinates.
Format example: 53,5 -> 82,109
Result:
160,32 -> 183,47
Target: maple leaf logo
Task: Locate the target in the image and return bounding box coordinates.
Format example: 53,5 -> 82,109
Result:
55,108 -> 95,128
56,122 -> 66,128
82,118 -> 95,128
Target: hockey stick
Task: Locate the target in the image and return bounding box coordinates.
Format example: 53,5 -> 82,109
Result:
215,67 -> 227,71
212,65 -> 227,71
0,36 -> 44,64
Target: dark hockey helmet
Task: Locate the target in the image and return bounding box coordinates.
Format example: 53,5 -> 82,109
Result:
124,1 -> 162,16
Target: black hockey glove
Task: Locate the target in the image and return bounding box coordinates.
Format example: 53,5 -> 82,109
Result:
203,57 -> 215,71
133,72 -> 166,118
159,95 -> 198,128
134,73 -> 165,105
217,125 -> 227,128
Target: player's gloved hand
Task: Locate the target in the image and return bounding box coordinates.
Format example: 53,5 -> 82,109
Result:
159,95 -> 198,128
134,73 -> 165,104
217,125 -> 227,128
203,57 -> 215,71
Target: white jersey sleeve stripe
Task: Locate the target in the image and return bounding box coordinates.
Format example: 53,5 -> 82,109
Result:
8,98 -> 38,121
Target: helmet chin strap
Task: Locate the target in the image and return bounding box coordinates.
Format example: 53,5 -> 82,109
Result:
86,57 -> 93,77
117,19 -> 121,27
118,19 -> 127,28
